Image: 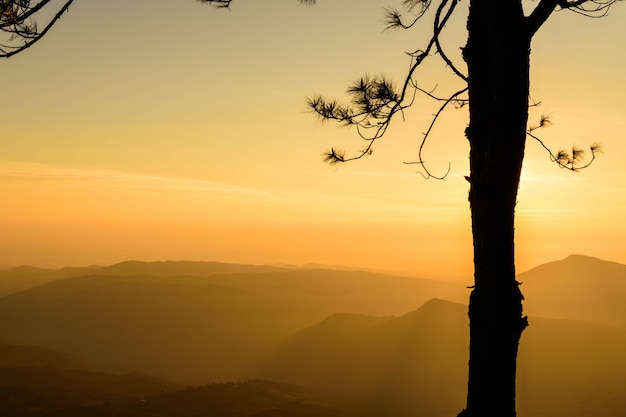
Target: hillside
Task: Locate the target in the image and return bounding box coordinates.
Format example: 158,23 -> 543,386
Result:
0,366 -> 179,417
0,345 -> 358,417
260,299 -> 626,417
519,254 -> 626,327
115,379 -> 356,417
0,378 -> 357,417
0,344 -> 89,370
259,298 -> 468,417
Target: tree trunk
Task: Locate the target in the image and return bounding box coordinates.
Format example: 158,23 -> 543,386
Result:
460,1 -> 530,416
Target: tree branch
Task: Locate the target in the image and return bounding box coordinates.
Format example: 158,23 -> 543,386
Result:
526,0 -> 619,36
433,0 -> 466,81
1,0 -> 75,58
404,86 -> 467,179
316,0 -> 464,168
526,0 -> 560,36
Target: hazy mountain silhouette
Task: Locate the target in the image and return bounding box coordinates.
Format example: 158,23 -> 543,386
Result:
0,268 -> 465,382
0,259 -> 411,298
1,255 -> 625,417
260,298 -> 626,417
0,261 -> 289,297
519,254 -> 626,328
94,260 -> 287,277
0,265 -> 100,297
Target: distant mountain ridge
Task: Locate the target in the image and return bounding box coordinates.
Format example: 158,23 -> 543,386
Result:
0,261 -> 288,296
0,259 -> 437,298
0,266 -> 466,382
95,260 -> 287,277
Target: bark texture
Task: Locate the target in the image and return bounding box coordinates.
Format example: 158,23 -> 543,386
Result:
461,1 -> 530,416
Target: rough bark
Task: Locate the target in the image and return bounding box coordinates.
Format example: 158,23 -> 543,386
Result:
461,1 -> 530,416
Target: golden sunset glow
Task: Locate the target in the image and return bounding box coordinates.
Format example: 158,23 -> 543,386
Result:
1,0 -> 625,277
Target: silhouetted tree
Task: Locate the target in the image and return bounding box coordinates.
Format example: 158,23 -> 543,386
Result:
3,0 -> 618,416
202,1 -> 615,416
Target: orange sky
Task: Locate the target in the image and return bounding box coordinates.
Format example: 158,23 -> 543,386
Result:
1,0 -> 625,278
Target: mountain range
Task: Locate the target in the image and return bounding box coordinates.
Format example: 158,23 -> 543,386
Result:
0,254 -> 624,416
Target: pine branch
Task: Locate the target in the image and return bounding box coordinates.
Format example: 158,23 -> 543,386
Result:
313,0 -> 464,172
527,114 -> 602,171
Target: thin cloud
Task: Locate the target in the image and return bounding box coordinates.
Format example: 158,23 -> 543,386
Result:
0,160 -> 271,196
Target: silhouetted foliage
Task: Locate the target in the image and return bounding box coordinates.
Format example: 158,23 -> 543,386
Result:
527,114 -> 602,171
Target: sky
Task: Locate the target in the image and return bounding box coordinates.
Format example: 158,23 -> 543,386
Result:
1,0 -> 625,278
